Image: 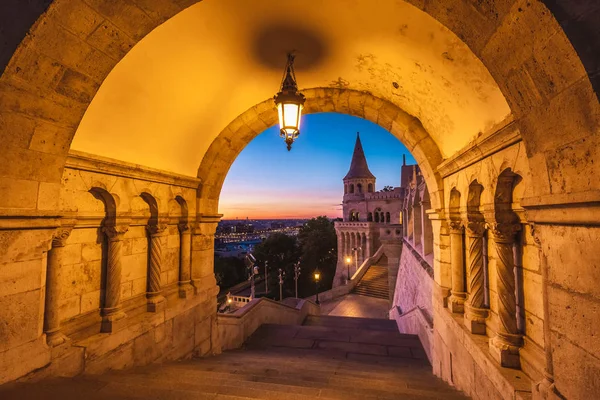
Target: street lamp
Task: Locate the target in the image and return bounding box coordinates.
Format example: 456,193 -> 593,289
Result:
294,261 -> 301,299
278,268 -> 285,302
314,269 -> 321,305
264,260 -> 269,295
274,54 -> 305,151
345,256 -> 352,282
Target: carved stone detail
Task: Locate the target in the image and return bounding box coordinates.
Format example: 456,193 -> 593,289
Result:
101,223 -> 128,331
52,227 -> 73,248
489,222 -> 523,367
102,224 -> 129,241
463,221 -> 487,334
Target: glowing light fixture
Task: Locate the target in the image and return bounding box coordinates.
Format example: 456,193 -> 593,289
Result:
274,54 -> 305,151
314,270 -> 321,282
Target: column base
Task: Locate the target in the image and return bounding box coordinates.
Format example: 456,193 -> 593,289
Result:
533,377 -> 562,400
100,309 -> 127,333
448,292 -> 467,313
45,330 -> 69,347
178,281 -> 195,299
147,294 -> 166,313
464,304 -> 488,335
489,334 -> 523,369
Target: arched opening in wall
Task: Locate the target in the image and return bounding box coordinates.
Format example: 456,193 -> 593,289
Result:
368,183 -> 374,193
216,112 -> 418,305
0,0 -> 598,396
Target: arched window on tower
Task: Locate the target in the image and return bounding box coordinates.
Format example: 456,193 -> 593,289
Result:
357,183 -> 363,193
374,208 -> 381,223
380,212 -> 385,223
386,212 -> 390,223
368,183 -> 373,193
344,184 -> 348,194
349,184 -> 355,194
367,212 -> 373,222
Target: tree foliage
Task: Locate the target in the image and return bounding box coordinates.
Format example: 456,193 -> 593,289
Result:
297,216 -> 337,294
214,256 -> 247,289
251,217 -> 338,299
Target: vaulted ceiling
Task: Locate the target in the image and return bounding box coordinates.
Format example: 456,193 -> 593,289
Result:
71,0 -> 510,176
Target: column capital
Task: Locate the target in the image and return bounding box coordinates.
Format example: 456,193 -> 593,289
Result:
178,222 -> 190,233
52,227 -> 73,248
147,223 -> 168,236
448,220 -> 463,233
102,224 -> 129,241
489,223 -> 521,243
465,221 -> 486,237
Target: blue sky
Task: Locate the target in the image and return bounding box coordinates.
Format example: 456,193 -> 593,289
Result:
219,112 -> 416,219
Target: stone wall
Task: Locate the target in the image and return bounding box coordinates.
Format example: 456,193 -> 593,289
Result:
393,242 -> 433,319
0,151 -> 221,384
391,240 -> 434,359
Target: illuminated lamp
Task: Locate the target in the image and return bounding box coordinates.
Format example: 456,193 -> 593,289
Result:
274,54 -> 305,151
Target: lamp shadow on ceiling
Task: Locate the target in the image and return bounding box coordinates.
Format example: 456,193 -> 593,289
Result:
251,24 -> 329,72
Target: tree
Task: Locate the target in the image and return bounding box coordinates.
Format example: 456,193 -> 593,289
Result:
252,232 -> 300,299
297,216 -> 338,296
382,185 -> 394,192
214,256 -> 247,290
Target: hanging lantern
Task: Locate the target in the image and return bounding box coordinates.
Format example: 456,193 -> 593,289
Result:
274,54 -> 305,151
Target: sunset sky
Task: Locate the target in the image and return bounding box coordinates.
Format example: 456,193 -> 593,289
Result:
219,113 -> 415,219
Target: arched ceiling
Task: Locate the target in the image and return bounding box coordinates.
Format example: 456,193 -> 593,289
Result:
71,0 -> 511,177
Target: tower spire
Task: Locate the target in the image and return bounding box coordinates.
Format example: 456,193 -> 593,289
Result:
344,132 -> 375,180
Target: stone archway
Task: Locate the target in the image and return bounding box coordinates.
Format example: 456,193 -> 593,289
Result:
197,88 -> 444,215
0,0 -> 597,215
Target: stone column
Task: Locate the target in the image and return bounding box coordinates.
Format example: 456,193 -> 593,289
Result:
44,227 -> 73,347
191,214 -> 221,354
421,202 -> 433,256
101,223 -> 129,333
464,221 -> 488,334
413,202 -> 422,248
146,223 -> 167,312
365,233 -> 372,259
448,221 -> 467,313
489,222 -> 523,368
178,222 -> 194,298
380,227 -> 403,307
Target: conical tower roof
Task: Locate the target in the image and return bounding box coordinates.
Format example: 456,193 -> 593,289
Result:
344,133 -> 375,180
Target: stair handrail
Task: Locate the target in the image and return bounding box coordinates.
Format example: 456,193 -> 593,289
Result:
305,244 -> 386,303
217,296 -> 321,351
350,244 -> 385,283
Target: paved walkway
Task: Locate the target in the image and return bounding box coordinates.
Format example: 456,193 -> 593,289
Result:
321,294 -> 389,319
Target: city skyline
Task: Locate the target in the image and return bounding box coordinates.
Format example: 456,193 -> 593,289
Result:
219,113 -> 415,219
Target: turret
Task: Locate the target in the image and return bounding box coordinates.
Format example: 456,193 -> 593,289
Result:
343,133 -> 376,221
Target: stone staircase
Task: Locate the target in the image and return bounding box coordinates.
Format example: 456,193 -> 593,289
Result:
353,265 -> 389,299
0,315 -> 466,399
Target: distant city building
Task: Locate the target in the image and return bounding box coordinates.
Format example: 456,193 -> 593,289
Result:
333,133 -> 430,286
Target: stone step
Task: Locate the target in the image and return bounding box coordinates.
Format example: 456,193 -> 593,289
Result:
0,316 -> 467,400
92,360 -> 459,399
303,315 -> 398,331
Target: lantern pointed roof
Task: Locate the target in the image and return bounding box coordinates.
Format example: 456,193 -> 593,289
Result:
344,132 -> 375,180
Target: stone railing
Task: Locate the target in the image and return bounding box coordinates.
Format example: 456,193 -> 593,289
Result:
306,244 -> 385,303
217,297 -> 320,351
389,305 -> 433,362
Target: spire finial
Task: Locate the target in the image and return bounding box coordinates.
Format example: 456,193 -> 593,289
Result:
403,154 -> 406,166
